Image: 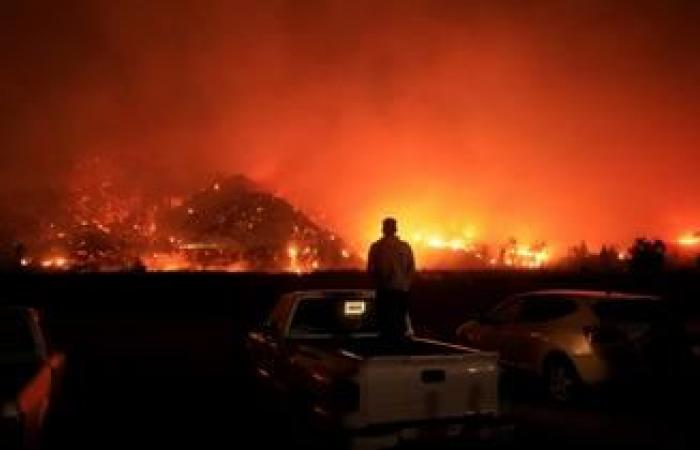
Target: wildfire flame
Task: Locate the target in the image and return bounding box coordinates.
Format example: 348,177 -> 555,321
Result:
678,232 -> 700,247
25,161 -> 699,273
40,256 -> 69,270
404,227 -> 549,269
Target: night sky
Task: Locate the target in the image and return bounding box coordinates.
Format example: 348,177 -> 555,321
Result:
2,0 -> 699,251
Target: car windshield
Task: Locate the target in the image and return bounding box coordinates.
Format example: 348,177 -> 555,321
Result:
593,299 -> 669,323
289,297 -> 379,338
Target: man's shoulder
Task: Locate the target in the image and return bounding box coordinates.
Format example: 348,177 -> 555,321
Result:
371,237 -> 412,251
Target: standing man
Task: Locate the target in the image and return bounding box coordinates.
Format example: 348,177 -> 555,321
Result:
367,218 -> 416,340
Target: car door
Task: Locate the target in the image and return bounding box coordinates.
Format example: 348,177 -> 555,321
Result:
506,296 -> 548,370
470,297 -> 523,364
508,296 -> 578,371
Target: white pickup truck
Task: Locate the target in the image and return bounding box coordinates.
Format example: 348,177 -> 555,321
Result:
246,289 -> 507,449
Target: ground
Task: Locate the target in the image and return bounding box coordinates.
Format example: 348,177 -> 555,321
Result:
1,270 -> 698,450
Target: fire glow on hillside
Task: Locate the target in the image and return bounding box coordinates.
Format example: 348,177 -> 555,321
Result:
12,165 -> 556,272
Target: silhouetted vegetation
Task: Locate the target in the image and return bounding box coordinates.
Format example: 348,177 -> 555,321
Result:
628,238 -> 666,274
562,242 -> 625,273
599,245 -> 620,271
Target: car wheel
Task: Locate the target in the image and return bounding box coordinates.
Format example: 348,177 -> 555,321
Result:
544,357 -> 580,404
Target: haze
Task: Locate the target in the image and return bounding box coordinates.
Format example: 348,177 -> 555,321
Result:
2,0 -> 699,252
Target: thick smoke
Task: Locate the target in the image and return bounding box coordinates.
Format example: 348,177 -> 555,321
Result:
2,0 -> 700,251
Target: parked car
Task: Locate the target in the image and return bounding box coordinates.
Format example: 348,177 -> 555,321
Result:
247,290 -> 509,449
0,307 -> 65,450
456,290 -> 690,403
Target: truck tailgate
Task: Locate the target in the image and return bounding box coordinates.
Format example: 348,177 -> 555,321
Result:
359,347 -> 499,426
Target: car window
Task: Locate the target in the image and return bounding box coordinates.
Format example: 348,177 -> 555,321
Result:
485,298 -> 522,324
289,298 -> 378,337
268,294 -> 295,334
518,296 -> 578,323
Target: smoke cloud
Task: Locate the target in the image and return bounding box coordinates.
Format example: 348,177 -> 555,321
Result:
2,0 -> 700,251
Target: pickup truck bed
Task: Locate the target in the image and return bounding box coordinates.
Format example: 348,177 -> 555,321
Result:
248,290 -> 506,448
327,338 -> 474,358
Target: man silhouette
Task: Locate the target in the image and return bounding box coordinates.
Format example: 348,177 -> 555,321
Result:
367,218 -> 416,340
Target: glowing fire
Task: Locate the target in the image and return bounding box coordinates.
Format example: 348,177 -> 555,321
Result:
403,227 -> 549,269
40,256 -> 69,270
286,243 -> 329,274
678,232 -> 700,247
142,253 -> 192,272
423,236 -> 470,251
287,244 -> 301,274
142,252 -> 248,272
511,245 -> 550,268
410,229 -> 476,252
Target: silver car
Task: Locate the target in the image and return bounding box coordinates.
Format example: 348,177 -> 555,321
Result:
456,290 -> 686,403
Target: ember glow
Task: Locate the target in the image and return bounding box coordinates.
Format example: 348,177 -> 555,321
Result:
143,252 -> 248,273
678,232 -> 700,247
364,220 -> 550,269
14,173 -> 363,273
40,256 -> 69,270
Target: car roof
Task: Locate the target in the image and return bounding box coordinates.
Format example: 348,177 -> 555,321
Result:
517,289 -> 660,302
288,289 -> 376,300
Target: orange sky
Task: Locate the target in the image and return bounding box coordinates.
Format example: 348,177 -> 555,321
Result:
2,0 -> 700,253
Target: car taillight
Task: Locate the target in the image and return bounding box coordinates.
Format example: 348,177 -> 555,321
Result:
583,325 -> 621,344
332,380 -> 360,412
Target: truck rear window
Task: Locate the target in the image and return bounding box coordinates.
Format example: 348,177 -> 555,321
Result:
290,298 -> 379,337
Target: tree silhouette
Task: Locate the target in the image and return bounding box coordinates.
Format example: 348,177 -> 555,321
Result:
628,238 -> 666,273
570,241 -> 589,260
599,245 -> 619,270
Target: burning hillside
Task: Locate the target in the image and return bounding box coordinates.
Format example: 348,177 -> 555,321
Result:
4,158 -> 694,273
12,171 -> 361,273
0,157 -> 554,273
148,176 -> 360,272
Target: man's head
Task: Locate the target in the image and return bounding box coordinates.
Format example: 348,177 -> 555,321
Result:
382,217 -> 398,237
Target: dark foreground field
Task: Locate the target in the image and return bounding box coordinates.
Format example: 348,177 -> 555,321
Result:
2,270 -> 700,450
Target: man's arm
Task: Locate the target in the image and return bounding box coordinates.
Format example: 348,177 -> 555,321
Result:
367,243 -> 377,278
406,243 -> 416,281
